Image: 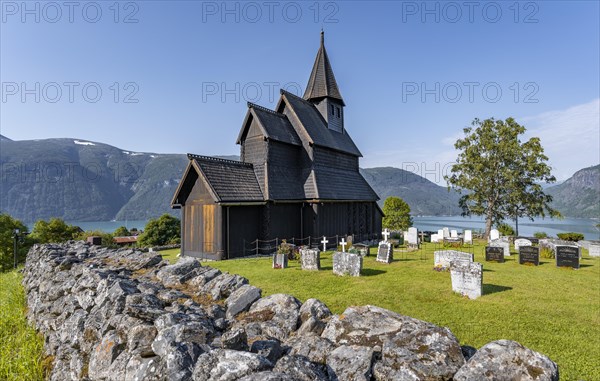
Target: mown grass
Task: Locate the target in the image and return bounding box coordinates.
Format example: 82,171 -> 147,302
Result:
159,248 -> 180,264
181,240 -> 600,381
0,270 -> 48,381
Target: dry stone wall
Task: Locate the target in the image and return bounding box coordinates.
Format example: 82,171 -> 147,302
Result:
22,242 -> 559,380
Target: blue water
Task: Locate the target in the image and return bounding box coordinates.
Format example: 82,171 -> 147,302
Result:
413,216 -> 600,240
51,217 -> 600,240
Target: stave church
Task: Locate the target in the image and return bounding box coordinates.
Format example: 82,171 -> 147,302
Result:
171,32 -> 383,259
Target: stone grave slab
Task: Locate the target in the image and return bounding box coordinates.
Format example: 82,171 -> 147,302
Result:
450,261 -> 483,300
272,254 -> 288,269
514,238 -> 532,251
450,230 -> 458,238
333,252 -> 362,277
300,248 -> 320,271
431,233 -> 441,243
376,241 -> 392,264
589,244 -> 600,257
434,250 -> 473,270
464,230 -> 473,244
442,227 -> 450,238
556,245 -> 580,269
489,229 -> 500,241
490,239 -> 510,257
353,243 -> 370,257
485,246 -> 505,263
519,246 -> 539,266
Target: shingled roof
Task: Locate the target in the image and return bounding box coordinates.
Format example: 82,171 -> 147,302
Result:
278,90 -> 362,157
237,103 -> 302,146
305,166 -> 379,201
303,31 -> 344,105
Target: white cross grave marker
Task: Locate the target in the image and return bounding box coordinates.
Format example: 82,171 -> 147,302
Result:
340,238 -> 347,252
321,236 -> 329,252
382,228 -> 391,242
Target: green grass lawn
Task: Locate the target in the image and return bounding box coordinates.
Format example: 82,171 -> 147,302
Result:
173,241 -> 600,381
0,270 -> 48,381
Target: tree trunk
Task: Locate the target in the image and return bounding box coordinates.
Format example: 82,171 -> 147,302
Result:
484,208 -> 493,240
515,215 -> 519,236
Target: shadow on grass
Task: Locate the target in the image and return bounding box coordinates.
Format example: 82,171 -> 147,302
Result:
361,268 -> 387,277
482,268 -> 494,272
483,284 -> 512,295
320,266 -> 333,271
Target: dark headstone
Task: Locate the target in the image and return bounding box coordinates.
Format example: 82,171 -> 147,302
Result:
376,242 -> 392,264
485,246 -> 504,263
556,246 -> 580,269
519,246 -> 539,266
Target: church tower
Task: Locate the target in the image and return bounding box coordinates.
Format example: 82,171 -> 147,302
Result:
303,31 -> 345,133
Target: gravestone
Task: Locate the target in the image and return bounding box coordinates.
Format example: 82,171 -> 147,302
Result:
430,233 -> 440,243
376,241 -> 392,264
490,239 -> 510,257
556,245 -> 580,269
450,230 -> 458,238
589,244 -> 600,257
485,246 -> 505,263
464,230 -> 473,244
489,229 -> 500,241
434,250 -> 474,270
438,229 -> 444,239
450,261 -> 483,300
300,248 -> 320,271
353,243 -> 369,257
407,227 -> 419,247
443,227 -> 450,238
519,246 -> 539,266
272,254 -> 288,269
514,238 -> 532,251
333,252 -> 362,277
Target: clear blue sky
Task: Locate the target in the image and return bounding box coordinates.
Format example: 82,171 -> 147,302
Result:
1,1 -> 599,183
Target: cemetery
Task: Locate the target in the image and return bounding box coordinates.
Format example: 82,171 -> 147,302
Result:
204,232 -> 600,380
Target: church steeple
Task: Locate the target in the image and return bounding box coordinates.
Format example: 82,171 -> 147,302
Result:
304,31 -> 345,133
303,31 -> 345,106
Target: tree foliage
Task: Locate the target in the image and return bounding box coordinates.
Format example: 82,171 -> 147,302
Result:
0,213 -> 33,271
137,214 -> 180,247
30,218 -> 81,244
445,117 -> 558,238
113,226 -> 131,237
382,196 -> 413,231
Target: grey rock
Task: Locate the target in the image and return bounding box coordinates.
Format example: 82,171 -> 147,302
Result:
372,324 -> 465,380
453,340 -> 559,381
322,305 -> 427,347
221,327 -> 248,351
152,320 -> 215,357
188,267 -> 222,289
226,284 -> 262,320
285,335 -> 334,364
127,324 -> 157,356
274,355 -> 329,381
88,331 -> 124,380
202,273 -> 249,300
238,371 -> 296,381
192,349 -> 273,381
156,256 -> 202,287
250,339 -> 284,364
461,345 -> 477,361
297,316 -> 327,336
326,344 -> 374,381
165,342 -> 204,381
125,293 -> 166,321
299,298 -> 332,323
125,355 -> 164,381
245,294 -> 301,341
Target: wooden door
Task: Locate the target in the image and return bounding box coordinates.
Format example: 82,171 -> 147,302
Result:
203,205 -> 215,252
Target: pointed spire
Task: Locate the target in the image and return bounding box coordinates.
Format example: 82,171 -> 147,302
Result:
303,31 -> 345,105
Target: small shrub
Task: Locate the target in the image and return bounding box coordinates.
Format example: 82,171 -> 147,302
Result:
540,247 -> 555,259
557,232 -> 584,242
276,240 -> 296,260
496,223 -> 515,236
348,247 -> 359,254
534,231 -> 548,239
443,240 -> 462,249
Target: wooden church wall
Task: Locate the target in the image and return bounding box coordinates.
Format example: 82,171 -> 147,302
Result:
313,146 -> 358,170
225,205 -> 262,258
182,179 -> 223,258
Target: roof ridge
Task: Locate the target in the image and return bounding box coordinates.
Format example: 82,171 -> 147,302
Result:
187,153 -> 252,167
280,89 -> 307,101
247,102 -> 284,117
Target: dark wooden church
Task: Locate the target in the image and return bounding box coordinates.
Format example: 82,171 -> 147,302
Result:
171,33 -> 382,259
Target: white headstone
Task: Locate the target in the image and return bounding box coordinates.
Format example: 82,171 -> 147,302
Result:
450,262 -> 483,300
490,229 -> 500,241
490,239 -> 510,257
443,227 -> 450,238
407,227 -> 418,245
431,233 -> 440,243
589,244 -> 600,257
438,229 -> 444,239
514,238 -> 532,251
464,230 -> 473,244
321,236 -> 329,252
434,250 -> 474,270
450,230 -> 458,238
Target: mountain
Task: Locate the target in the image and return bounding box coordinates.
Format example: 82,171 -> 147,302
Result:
0,134 -> 12,142
360,167 -> 462,216
546,164 -> 600,218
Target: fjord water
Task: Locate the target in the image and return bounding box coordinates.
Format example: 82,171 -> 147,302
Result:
413,216 -> 599,240
47,217 -> 600,240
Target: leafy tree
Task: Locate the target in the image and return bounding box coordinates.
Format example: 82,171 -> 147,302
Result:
496,222 -> 515,236
113,226 -> 131,237
382,196 -> 413,231
534,231 -> 548,238
0,213 -> 33,271
137,214 -> 180,247
556,232 -> 584,242
445,117 -> 557,239
30,218 -> 81,243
